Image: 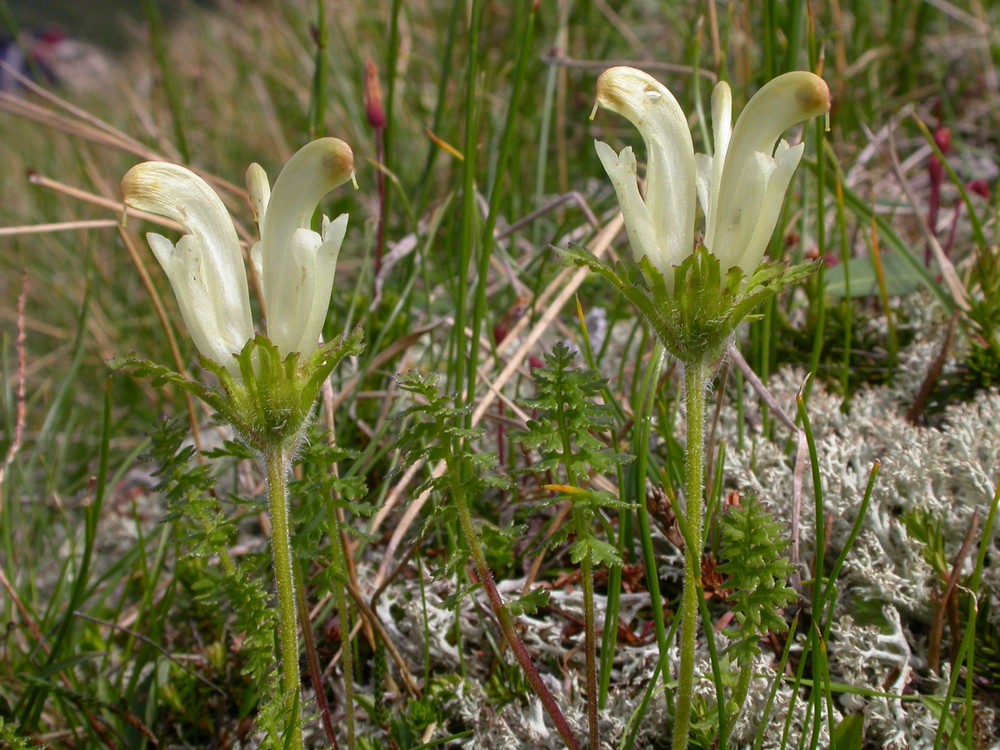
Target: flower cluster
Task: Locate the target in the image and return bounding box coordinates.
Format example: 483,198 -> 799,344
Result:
121,137 -> 355,375
594,67 -> 830,284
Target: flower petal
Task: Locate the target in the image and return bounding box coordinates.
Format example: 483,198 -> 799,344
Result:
245,162 -> 271,234
259,138 -> 354,358
122,162 -> 253,369
694,152 -> 713,229
595,66 -> 696,270
705,72 -> 830,271
299,213 -> 348,355
595,141 -> 662,272
701,81 -> 732,242
739,141 -> 804,273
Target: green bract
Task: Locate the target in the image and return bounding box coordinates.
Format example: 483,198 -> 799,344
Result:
114,329 -> 363,452
561,244 -> 817,366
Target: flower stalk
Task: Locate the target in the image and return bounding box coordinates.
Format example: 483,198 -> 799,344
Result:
632,344 -> 672,698
571,508 -> 599,748
263,440 -> 304,750
672,358 -> 709,750
327,503 -> 357,749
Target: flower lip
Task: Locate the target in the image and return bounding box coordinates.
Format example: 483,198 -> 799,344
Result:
795,74 -> 831,118
595,66 -> 676,124
728,72 -> 830,160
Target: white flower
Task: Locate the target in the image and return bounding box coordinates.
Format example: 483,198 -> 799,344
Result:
122,138 -> 354,372
247,138 -> 354,359
696,72 -> 831,275
594,67 -> 830,281
594,66 -> 696,278
121,161 -> 254,371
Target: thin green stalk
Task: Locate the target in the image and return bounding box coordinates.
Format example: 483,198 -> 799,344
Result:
671,359 -> 709,750
18,373 -> 111,727
762,0 -> 775,79
140,0 -> 188,161
466,0 -> 535,407
797,385 -> 830,748
752,612 -> 799,750
932,481 -> 1000,750
453,0 -> 483,400
833,173 -> 853,395
813,146 -> 952,311
783,0 -> 805,72
307,0 -> 327,139
805,114 -> 828,401
263,442 -> 303,750
417,555 -> 433,686
599,469 -> 630,707
532,0 -> 569,251
633,344 -> 672,705
731,665 -> 752,720
295,558 -> 340,749
760,297 -> 775,437
621,656 -> 663,750
383,0 -> 403,205
327,511 -> 356,750
414,0 -> 461,211
697,592 -> 728,747
449,476 -> 581,750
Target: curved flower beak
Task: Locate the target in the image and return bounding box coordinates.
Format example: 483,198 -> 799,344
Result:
594,66 -> 696,279
699,72 -> 831,274
121,162 -> 254,371
248,138 -> 354,359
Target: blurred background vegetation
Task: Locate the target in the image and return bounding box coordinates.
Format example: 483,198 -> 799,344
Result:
0,0 -> 998,747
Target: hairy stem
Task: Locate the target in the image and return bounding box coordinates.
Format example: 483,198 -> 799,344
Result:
264,442 -> 303,750
672,359 -> 709,750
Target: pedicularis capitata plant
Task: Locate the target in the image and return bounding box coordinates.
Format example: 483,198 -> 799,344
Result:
119,137 -> 361,750
567,67 -> 831,749
118,63 -> 829,749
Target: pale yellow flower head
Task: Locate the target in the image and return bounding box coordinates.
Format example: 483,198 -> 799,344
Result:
247,138 -> 354,359
594,67 -> 831,283
122,138 -> 355,374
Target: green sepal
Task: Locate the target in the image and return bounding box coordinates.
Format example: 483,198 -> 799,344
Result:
117,329 -> 363,454
559,243 -> 818,365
